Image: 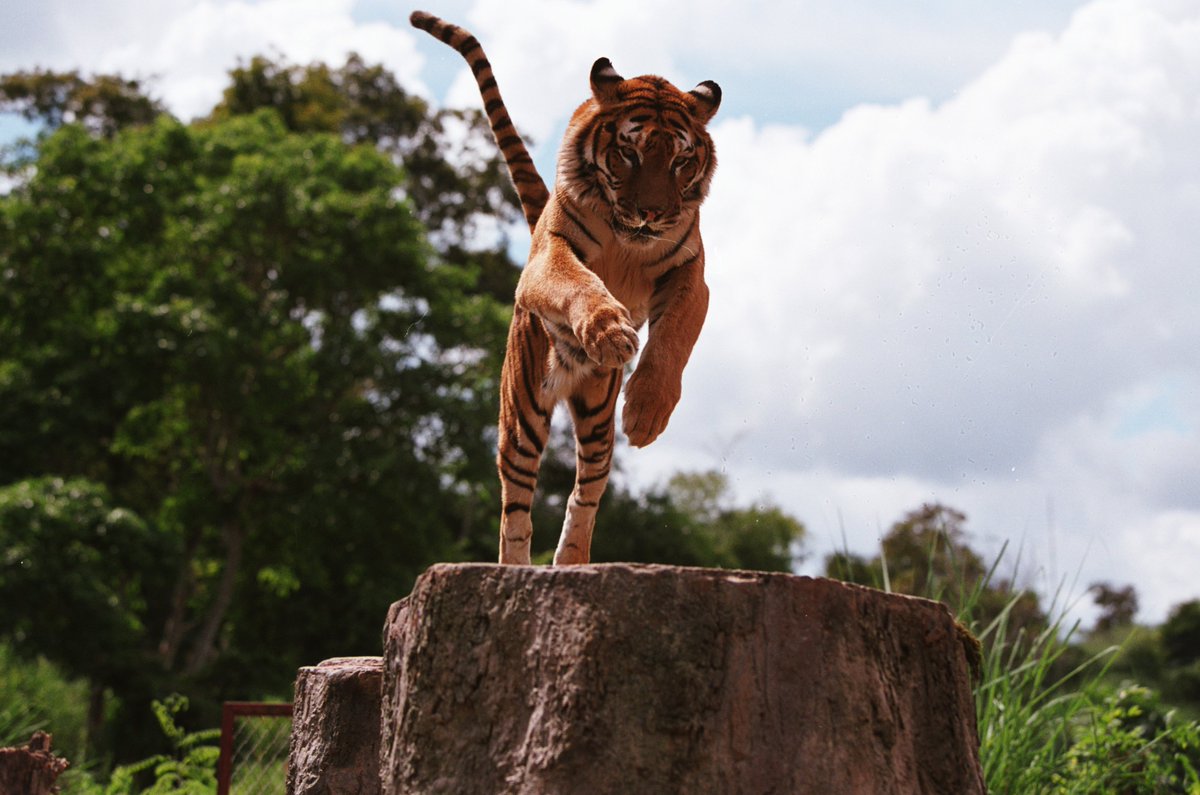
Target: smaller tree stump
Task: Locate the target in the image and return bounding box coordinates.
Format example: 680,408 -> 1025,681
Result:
287,656 -> 383,795
0,731 -> 69,795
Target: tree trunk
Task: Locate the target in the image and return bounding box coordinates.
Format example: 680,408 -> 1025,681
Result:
157,534 -> 199,669
85,683 -> 106,757
379,563 -> 985,795
0,732 -> 69,795
184,520 -> 244,675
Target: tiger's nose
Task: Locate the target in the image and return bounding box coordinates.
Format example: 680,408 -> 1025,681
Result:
641,208 -> 660,223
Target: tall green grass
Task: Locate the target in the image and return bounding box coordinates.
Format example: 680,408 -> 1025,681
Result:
0,692 -> 40,749
972,585 -> 1111,791
0,641 -> 91,757
840,526 -> 1200,793
955,558 -> 1200,793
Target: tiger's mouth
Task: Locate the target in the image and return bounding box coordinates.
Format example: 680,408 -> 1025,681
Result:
613,217 -> 670,243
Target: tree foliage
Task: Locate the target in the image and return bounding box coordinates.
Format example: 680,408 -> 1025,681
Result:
824,503 -> 1046,640
1162,600 -> 1200,666
206,53 -> 523,301
1090,581 -> 1140,635
528,437 -> 805,571
63,695 -> 222,795
1055,685 -> 1200,793
0,68 -> 164,138
0,79 -> 511,756
0,479 -> 158,690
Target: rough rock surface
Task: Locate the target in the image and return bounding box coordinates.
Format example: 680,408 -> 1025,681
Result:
287,656 -> 383,795
379,563 -> 984,795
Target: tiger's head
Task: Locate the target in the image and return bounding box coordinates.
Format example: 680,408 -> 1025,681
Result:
561,59 -> 721,244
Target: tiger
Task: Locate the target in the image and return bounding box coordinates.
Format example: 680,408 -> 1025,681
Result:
410,11 -> 720,565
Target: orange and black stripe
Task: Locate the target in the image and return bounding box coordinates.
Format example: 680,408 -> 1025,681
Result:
410,11 -> 550,231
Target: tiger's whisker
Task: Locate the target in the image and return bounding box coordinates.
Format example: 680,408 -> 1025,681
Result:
638,230 -> 698,257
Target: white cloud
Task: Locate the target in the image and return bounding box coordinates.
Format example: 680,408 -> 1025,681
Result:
4,0 -> 1196,624
0,0 -> 429,121
452,0 -> 1090,139
628,0 -> 1200,622
1113,511 -> 1200,621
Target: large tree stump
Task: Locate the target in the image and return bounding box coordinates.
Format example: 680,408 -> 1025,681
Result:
0,732 -> 69,795
380,563 -> 984,795
287,657 -> 383,795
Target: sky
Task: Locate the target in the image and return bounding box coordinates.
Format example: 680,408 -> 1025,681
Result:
2,0 -> 1198,626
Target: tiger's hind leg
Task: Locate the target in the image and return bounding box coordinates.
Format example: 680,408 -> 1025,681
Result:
497,308 -> 554,565
554,367 -> 622,565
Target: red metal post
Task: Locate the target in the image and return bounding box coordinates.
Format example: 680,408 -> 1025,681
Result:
216,702 -> 235,795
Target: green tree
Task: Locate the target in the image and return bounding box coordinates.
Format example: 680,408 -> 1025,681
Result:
1,56 -> 522,309
1160,600 -> 1200,705
527,436 -> 805,571
200,52 -> 528,540
0,68 -> 163,137
206,53 -> 523,303
664,471 -> 804,571
825,503 -> 983,596
0,106 -> 509,758
595,472 -> 805,571
824,503 -> 1046,640
1162,601 -> 1200,666
0,478 -> 161,743
1090,581 -> 1139,634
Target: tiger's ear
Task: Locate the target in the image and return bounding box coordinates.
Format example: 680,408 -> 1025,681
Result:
590,58 -> 624,103
688,80 -> 722,122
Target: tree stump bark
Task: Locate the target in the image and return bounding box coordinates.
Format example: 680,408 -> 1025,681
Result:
0,732 -> 69,795
380,563 -> 985,795
287,656 -> 383,795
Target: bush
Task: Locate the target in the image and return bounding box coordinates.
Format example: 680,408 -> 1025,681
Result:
61,695 -> 219,795
972,584 -> 1200,793
1055,685 -> 1200,793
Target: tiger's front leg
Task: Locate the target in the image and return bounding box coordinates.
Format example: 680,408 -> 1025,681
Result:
623,255 -> 710,448
516,236 -> 640,371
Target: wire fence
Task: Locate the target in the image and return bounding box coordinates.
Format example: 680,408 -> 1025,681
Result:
216,702 -> 293,795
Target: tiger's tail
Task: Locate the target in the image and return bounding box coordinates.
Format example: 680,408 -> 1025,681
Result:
410,11 -> 550,232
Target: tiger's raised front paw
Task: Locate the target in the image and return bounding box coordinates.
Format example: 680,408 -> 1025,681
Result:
622,366 -> 679,448
578,304 -> 639,368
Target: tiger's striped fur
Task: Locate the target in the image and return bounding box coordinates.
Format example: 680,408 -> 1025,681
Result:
411,11 -> 720,565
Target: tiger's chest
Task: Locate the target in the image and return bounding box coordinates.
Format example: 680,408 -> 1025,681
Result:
590,259 -> 652,328
587,237 -> 686,330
